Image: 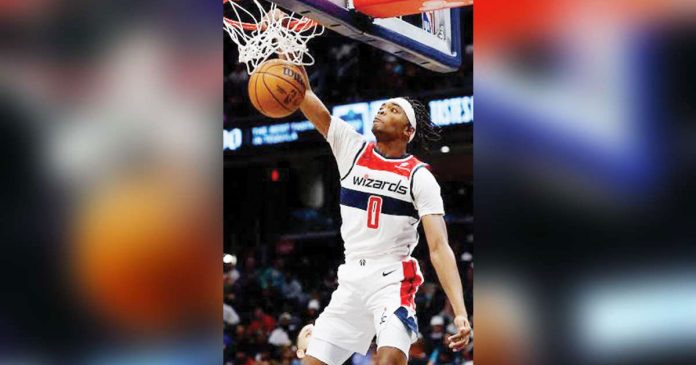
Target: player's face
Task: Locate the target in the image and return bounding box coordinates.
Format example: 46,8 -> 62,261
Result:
372,102 -> 412,142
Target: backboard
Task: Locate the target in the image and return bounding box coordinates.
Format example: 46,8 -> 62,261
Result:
271,0 -> 463,73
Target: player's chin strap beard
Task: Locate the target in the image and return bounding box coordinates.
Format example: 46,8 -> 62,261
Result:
387,97 -> 417,142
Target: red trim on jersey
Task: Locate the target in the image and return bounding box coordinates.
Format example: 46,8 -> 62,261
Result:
355,143 -> 422,178
400,259 -> 424,309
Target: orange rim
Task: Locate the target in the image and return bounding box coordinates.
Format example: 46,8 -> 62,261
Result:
223,17 -> 319,32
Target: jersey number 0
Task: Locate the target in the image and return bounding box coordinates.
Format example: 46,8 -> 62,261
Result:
367,196 -> 383,229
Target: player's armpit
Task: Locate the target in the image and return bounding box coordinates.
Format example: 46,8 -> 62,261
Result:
300,89 -> 331,137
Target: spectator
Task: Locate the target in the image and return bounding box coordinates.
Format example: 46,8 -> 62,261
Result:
302,298 -> 321,325
259,258 -> 285,290
409,335 -> 429,365
250,330 -> 274,362
224,257 -> 240,285
268,312 -> 293,347
428,315 -> 446,345
247,308 -> 276,336
279,345 -> 295,365
281,272 -> 305,304
417,282 -> 446,332
234,350 -> 254,365
224,303 -> 240,326
427,327 -> 461,365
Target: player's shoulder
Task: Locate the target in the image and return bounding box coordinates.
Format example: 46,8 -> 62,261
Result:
409,157 -> 439,185
408,155 -> 431,175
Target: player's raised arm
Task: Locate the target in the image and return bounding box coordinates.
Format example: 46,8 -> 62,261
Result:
294,62 -> 331,137
299,87 -> 331,138
422,214 -> 471,351
277,53 -> 331,137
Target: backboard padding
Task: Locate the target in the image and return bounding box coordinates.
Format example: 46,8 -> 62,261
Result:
272,0 -> 462,72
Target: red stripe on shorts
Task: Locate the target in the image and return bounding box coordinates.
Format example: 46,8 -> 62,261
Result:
400,259 -> 424,309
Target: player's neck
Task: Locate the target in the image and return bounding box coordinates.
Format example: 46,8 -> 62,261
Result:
375,140 -> 408,159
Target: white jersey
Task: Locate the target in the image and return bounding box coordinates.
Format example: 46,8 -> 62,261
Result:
326,116 -> 445,261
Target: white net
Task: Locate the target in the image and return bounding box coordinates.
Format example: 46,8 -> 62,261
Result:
224,0 -> 324,74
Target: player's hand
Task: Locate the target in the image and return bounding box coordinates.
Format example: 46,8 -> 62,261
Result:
447,315 -> 471,351
260,8 -> 287,30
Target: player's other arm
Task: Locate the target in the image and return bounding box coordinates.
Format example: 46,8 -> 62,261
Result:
422,214 -> 471,351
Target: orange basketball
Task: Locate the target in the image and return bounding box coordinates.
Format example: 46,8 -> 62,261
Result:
248,59 -> 307,118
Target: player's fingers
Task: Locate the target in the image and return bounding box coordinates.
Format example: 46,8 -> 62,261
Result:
448,337 -> 468,351
448,330 -> 471,350
448,327 -> 470,341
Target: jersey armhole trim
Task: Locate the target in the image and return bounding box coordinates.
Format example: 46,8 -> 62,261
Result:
409,164 -> 429,202
340,141 -> 368,182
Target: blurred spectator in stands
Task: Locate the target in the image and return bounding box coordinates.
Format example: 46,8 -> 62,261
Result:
409,335 -> 429,365
224,303 -> 240,326
427,328 -> 461,365
247,307 -> 276,336
302,298 -> 321,325
234,350 -> 254,365
417,283 -> 446,334
441,301 -> 456,332
224,254 -> 240,285
428,315 -> 446,347
269,312 -> 293,347
259,257 -> 285,290
242,255 -> 259,285
280,345 -> 296,365
282,272 -> 306,304
223,330 -> 234,364
321,268 -> 338,294
250,329 -> 273,362
227,63 -> 248,85
233,325 -> 250,356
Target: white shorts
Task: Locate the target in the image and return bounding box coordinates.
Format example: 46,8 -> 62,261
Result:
307,256 -> 424,362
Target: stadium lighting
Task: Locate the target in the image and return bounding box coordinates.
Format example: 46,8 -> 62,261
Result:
440,145 -> 451,153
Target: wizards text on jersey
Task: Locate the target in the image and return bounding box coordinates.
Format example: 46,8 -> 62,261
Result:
338,142 -> 429,259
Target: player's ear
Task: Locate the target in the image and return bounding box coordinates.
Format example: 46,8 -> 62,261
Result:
405,125 -> 414,140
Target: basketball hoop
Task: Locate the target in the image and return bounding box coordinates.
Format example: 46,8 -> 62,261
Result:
224,0 -> 324,74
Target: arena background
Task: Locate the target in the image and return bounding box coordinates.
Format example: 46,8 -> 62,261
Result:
224,5 -> 473,364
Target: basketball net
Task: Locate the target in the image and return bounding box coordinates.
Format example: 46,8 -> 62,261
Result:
224,0 -> 324,74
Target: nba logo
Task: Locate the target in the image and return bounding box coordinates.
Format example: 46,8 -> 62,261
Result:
422,12 -> 436,35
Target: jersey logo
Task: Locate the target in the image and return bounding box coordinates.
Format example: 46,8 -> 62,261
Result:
382,270 -> 396,277
352,175 -> 408,195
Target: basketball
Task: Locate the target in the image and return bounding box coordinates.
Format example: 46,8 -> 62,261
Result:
248,59 -> 307,118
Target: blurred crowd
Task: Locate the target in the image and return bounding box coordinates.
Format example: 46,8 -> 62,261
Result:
223,230 -> 473,365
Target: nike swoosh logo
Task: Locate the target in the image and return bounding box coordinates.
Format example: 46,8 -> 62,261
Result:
382,270 -> 396,277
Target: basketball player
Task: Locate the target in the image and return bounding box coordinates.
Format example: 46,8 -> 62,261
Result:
292,65 -> 471,365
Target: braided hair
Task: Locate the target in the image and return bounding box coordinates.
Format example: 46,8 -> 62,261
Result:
403,97 -> 441,152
